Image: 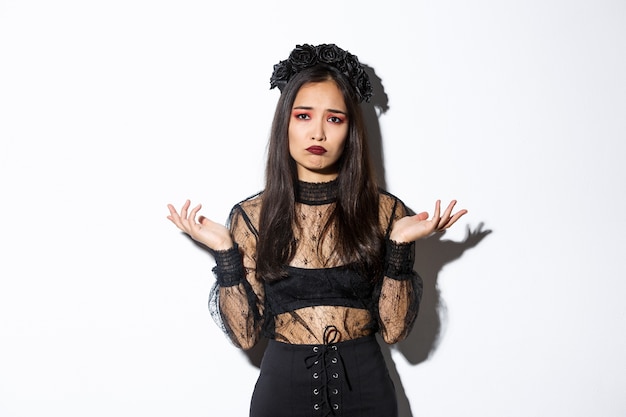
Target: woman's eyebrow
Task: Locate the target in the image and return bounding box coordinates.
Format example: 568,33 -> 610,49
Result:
292,105 -> 346,115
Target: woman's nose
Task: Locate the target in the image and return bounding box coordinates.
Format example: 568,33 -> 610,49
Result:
311,121 -> 326,141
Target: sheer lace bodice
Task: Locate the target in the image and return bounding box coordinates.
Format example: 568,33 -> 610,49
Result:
208,180 -> 423,349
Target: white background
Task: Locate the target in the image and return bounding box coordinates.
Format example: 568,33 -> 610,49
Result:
1,1 -> 625,416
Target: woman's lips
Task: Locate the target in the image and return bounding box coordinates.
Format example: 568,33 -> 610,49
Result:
306,146 -> 327,155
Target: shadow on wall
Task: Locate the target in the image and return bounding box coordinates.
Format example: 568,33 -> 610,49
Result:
380,223 -> 492,417
242,64 -> 493,417
361,64 -> 389,190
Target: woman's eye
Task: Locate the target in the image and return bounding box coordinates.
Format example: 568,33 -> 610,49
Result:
295,113 -> 310,120
328,115 -> 344,124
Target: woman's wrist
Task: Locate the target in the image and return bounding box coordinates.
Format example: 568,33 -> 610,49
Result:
212,245 -> 244,286
388,231 -> 410,243
384,239 -> 415,280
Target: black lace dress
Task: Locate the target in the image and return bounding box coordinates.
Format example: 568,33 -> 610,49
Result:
209,180 -> 422,417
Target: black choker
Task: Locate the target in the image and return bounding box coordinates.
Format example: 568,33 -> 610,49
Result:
296,180 -> 338,205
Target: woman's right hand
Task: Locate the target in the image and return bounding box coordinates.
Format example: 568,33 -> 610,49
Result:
167,200 -> 233,251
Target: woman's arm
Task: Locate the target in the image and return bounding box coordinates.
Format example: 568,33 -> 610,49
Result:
211,204 -> 264,350
377,198 -> 466,344
167,200 -> 264,350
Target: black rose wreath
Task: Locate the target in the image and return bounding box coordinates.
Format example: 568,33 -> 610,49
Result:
270,44 -> 373,103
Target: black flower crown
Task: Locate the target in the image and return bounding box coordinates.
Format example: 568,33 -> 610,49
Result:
269,44 -> 373,103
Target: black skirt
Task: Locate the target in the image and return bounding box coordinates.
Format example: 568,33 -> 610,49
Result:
249,334 -> 397,417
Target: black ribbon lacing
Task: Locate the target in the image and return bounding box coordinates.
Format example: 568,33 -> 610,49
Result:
304,326 -> 352,416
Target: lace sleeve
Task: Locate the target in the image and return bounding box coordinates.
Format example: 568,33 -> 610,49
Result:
208,200 -> 264,350
377,193 -> 423,344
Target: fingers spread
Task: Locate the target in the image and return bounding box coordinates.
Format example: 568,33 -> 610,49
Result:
431,200 -> 467,232
189,204 -> 202,223
166,204 -> 185,229
442,200 -> 456,219
445,209 -> 468,229
180,199 -> 191,219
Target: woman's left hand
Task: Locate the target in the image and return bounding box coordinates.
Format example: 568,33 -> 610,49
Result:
389,200 -> 468,243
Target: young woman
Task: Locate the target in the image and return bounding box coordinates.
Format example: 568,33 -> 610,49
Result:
167,43 -> 467,417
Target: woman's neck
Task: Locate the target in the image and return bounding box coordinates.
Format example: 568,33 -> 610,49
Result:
295,178 -> 338,205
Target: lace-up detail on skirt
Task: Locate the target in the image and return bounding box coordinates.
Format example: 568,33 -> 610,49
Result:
304,326 -> 351,416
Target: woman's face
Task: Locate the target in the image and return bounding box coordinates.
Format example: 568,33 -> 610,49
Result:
288,80 -> 349,182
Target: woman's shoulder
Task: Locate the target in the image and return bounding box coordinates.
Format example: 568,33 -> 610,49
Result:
377,188 -> 409,228
234,190 -> 264,211
228,190 -> 264,228
378,188 -> 407,210
230,191 -> 263,217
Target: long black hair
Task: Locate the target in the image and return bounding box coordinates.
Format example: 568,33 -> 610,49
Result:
256,65 -> 383,282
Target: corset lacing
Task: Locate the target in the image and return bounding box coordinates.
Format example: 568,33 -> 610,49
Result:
304,325 -> 351,416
